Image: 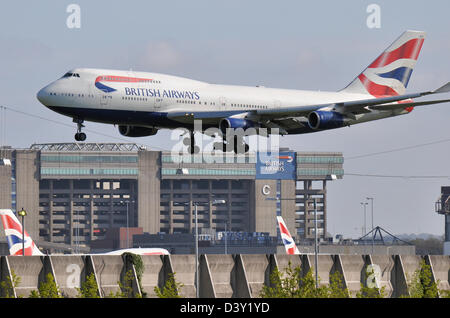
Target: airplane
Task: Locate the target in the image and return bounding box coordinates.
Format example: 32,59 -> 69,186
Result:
0,209 -> 169,256
36,30 -> 450,154
277,216 -> 300,255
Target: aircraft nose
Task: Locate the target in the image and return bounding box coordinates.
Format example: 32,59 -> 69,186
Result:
36,87 -> 46,104
36,84 -> 52,106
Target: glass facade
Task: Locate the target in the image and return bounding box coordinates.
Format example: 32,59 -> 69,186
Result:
162,154 -> 256,164
297,168 -> 344,176
41,167 -> 139,176
161,168 -> 255,176
297,156 -> 344,164
41,155 -> 138,163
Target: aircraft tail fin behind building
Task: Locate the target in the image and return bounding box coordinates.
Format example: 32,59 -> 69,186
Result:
0,209 -> 44,256
277,216 -> 300,255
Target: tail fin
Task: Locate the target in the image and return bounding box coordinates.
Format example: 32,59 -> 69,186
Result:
0,209 -> 43,256
341,30 -> 425,97
277,216 -> 300,255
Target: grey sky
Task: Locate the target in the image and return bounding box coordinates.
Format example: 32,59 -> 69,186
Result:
0,0 -> 449,238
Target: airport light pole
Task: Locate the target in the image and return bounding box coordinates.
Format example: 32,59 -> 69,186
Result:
313,198 -> 318,289
194,202 -> 199,298
194,199 -> 226,298
18,208 -> 27,256
366,197 -> 374,254
360,202 -> 368,236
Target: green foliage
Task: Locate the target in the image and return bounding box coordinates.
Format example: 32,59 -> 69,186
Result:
29,273 -> 62,298
76,273 -> 100,298
154,272 -> 184,298
122,252 -> 146,297
260,262 -> 302,298
406,259 -> 440,298
328,270 -> 350,298
0,270 -> 21,298
260,261 -> 349,298
106,270 -> 142,298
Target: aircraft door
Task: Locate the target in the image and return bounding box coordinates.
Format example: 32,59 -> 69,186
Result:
219,96 -> 227,110
154,97 -> 163,110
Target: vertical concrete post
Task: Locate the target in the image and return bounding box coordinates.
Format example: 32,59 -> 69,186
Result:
199,254 -> 215,298
85,255 -> 102,298
424,255 -> 450,297
391,255 -> 409,298
122,253 -> 142,298
231,254 -> 251,298
0,256 -> 16,298
332,254 -> 349,295
41,255 -> 58,290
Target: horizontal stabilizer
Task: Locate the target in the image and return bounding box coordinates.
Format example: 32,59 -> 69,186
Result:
432,82 -> 450,94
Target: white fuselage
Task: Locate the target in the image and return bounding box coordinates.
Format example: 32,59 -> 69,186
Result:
37,68 -> 408,134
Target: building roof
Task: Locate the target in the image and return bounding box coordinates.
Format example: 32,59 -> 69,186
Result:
30,142 -> 144,152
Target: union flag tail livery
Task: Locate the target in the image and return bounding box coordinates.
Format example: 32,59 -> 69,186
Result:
0,209 -> 44,256
342,30 -> 425,97
277,216 -> 300,255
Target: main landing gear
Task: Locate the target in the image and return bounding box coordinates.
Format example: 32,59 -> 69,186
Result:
216,135 -> 249,154
73,119 -> 86,141
185,130 -> 249,154
183,130 -> 200,154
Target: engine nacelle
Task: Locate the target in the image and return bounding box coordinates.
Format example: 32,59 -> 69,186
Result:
219,117 -> 256,133
118,125 -> 158,137
308,111 -> 346,130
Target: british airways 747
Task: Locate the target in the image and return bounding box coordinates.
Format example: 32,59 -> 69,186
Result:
37,30 -> 450,153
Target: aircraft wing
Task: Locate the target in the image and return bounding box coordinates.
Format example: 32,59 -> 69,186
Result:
166,82 -> 450,124
256,82 -> 450,118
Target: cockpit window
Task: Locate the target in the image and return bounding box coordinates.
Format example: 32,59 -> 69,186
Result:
62,72 -> 80,78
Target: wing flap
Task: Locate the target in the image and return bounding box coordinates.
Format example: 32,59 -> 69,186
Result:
369,98 -> 450,111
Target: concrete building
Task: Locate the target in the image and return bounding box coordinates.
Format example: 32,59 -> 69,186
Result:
0,143 -> 344,251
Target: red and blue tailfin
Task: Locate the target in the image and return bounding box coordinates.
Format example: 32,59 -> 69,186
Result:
342,30 -> 425,97
0,209 -> 43,256
277,216 -> 300,255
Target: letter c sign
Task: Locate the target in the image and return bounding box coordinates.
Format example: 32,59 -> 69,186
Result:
262,184 -> 271,196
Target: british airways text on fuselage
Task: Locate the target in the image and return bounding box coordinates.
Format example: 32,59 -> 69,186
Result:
124,87 -> 200,100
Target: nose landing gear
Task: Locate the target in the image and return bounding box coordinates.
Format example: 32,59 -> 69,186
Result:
73,119 -> 86,141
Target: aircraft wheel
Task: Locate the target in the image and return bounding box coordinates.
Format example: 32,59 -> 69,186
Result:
75,132 -> 86,141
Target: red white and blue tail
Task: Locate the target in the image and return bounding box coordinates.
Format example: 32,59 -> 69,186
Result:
277,216 -> 300,255
342,30 -> 425,97
0,209 -> 43,256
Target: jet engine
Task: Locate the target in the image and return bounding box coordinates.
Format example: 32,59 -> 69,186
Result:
118,125 -> 158,137
219,117 -> 256,133
308,111 -> 346,130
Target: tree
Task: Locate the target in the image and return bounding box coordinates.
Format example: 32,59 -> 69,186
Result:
154,272 -> 184,298
29,273 -> 62,298
122,252 -> 146,297
76,273 -> 100,298
0,270 -> 21,298
328,270 -> 350,298
406,259 -> 439,298
260,261 -> 348,298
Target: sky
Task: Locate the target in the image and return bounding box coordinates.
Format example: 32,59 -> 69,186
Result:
0,0 -> 449,238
